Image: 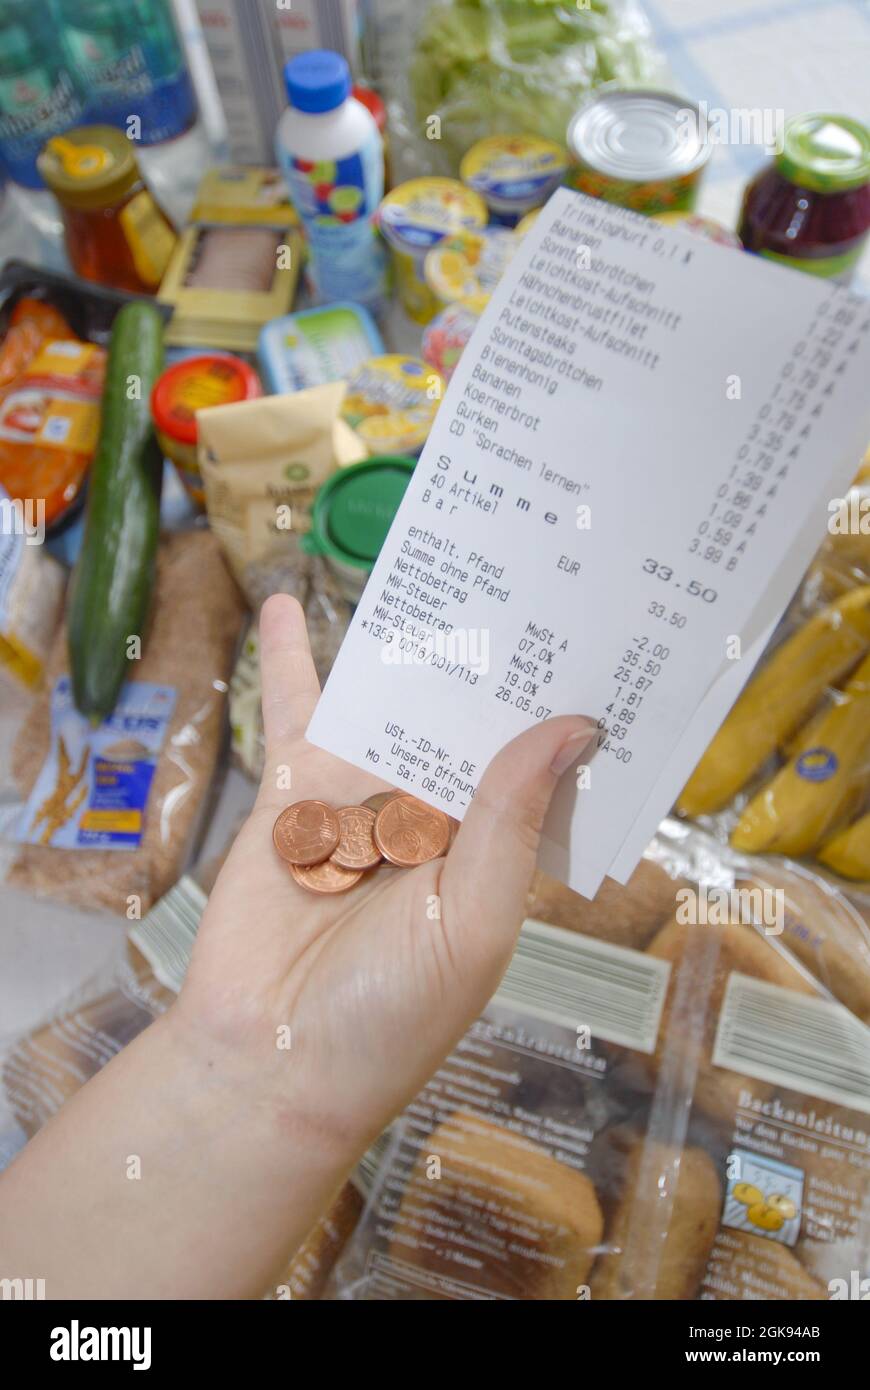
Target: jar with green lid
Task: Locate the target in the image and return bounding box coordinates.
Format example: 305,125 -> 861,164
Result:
302,456 -> 416,602
38,124 -> 176,294
738,113 -> 870,282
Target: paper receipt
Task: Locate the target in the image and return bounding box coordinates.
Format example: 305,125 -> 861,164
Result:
307,189 -> 870,897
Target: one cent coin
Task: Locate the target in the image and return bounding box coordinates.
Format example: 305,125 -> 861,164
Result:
373,794 -> 451,867
289,859 -> 363,894
273,800 -> 341,866
331,805 -> 382,871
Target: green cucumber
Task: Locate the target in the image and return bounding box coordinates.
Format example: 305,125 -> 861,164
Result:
68,301 -> 165,721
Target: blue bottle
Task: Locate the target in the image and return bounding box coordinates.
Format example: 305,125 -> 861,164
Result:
0,1 -> 84,188
57,0 -> 196,146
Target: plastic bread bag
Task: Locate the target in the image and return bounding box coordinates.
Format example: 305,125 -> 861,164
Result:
360,0 -> 665,183
1,834 -> 369,1298
585,821 -> 870,1300
2,530 -> 246,915
231,553 -> 352,781
328,820 -> 869,1300
327,905 -> 687,1299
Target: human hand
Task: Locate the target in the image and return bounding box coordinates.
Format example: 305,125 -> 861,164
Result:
175,594 -> 595,1162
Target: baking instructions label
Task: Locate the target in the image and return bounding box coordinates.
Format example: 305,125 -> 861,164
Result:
308,189 -> 870,897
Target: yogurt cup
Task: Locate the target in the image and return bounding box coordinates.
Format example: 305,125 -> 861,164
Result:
424,227 -> 516,307
422,296 -> 488,383
341,354 -> 445,456
377,177 -> 487,324
460,134 -> 568,225
302,455 -> 416,602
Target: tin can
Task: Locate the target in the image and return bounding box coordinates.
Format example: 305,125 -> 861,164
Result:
566,89 -> 711,216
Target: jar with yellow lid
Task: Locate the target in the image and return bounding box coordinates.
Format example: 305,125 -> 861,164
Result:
38,125 -> 177,295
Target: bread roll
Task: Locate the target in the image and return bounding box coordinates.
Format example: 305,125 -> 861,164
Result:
645,917 -> 815,1128
737,867 -> 870,1023
390,1110 -> 604,1299
528,858 -> 685,952
591,1135 -> 720,1300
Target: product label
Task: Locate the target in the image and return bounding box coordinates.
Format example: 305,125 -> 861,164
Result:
713,972 -> 870,1115
0,339 -> 104,453
119,191 -> 177,287
307,188 -> 870,898
263,307 -> 380,392
278,131 -> 386,309
66,24 -> 195,145
0,67 -> 83,184
16,677 -> 177,851
760,244 -> 864,282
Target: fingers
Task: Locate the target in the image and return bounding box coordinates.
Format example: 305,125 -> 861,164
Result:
259,594 -> 321,754
440,716 -> 597,970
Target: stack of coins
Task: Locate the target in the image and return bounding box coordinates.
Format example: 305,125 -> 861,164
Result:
272,792 -> 456,894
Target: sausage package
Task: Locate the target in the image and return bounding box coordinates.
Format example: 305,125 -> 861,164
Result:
328,823 -> 870,1300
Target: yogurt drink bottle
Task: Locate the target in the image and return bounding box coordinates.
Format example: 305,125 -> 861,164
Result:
275,49 -> 387,314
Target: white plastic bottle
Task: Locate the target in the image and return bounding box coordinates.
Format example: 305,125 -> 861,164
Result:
275,49 -> 386,314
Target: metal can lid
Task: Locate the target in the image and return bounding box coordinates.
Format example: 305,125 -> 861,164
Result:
775,114 -> 870,193
568,89 -> 710,183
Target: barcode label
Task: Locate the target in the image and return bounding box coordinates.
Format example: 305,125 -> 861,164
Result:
713,973 -> 870,1116
129,876 -> 206,994
494,918 -> 671,1055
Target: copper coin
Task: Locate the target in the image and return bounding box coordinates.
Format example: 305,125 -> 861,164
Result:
289,859 -> 363,894
363,791 -> 402,814
331,805 -> 382,871
273,800 -> 340,866
373,794 -> 451,867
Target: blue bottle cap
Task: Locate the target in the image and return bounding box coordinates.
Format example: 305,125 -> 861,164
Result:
284,50 -> 351,114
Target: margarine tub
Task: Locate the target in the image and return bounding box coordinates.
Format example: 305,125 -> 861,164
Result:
424,227 -> 517,307
460,134 -> 568,225
377,178 -> 487,324
340,354 -> 445,456
302,456 -> 416,601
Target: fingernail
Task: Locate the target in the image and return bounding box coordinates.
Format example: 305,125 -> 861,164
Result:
550,722 -> 597,777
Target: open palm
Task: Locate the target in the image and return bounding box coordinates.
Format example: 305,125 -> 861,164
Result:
177,594 -> 593,1155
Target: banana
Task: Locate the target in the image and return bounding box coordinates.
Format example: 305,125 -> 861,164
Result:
817,810 -> 870,881
730,651 -> 870,855
677,586 -> 870,817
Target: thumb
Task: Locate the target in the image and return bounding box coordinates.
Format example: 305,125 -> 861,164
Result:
439,715 -> 597,972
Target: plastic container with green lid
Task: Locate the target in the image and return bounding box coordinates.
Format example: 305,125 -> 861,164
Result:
739,114 -> 870,282
302,456 -> 416,601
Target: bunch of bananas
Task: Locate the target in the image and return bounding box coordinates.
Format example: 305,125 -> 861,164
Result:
678,536 -> 870,879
